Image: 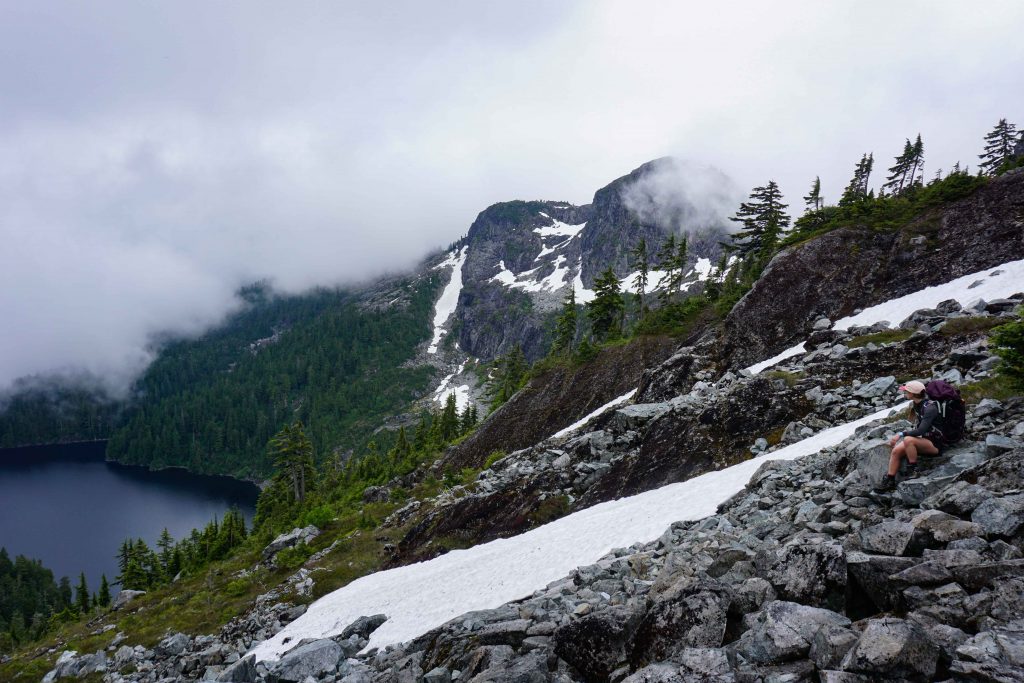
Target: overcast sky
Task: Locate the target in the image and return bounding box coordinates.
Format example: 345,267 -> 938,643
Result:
2,1 -> 1023,392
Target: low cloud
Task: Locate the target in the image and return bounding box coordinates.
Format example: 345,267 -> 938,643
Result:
1,2 -> 1022,393
621,158 -> 742,236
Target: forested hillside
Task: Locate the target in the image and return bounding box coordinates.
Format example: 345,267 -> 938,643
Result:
105,277 -> 442,479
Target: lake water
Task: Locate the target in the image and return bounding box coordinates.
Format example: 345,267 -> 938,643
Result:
0,442 -> 258,591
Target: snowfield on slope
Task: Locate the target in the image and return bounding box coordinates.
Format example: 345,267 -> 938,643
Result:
251,402 -> 900,662
427,247 -> 468,354
746,258 -> 1024,375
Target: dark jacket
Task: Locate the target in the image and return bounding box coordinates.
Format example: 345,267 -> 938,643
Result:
905,399 -> 942,442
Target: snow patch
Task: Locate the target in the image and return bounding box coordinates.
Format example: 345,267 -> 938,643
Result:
534,220 -> 586,239
251,403 -> 901,662
433,362 -> 471,412
551,389 -> 637,440
491,255 -> 571,294
744,258 -> 1024,376
833,259 -> 1024,331
745,342 -> 807,376
573,258 -> 597,304
688,257 -> 714,281
428,247 -> 468,354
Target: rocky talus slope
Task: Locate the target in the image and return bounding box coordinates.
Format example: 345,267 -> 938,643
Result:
41,299 -> 1024,682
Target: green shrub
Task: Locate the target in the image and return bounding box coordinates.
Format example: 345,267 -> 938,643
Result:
222,579 -> 250,597
992,318 -> 1024,388
275,543 -> 314,570
483,450 -> 507,469
300,505 -> 334,529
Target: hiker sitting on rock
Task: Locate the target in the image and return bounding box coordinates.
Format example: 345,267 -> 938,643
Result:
876,380 -> 943,492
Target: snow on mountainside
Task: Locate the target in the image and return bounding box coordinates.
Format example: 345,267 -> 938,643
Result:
252,402 -> 902,661
427,246 -> 468,355
747,258 -> 1024,376
255,255 -> 1024,663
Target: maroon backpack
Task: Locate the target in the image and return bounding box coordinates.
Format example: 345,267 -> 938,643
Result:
924,379 -> 966,444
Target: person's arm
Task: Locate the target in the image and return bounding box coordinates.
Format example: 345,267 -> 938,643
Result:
900,402 -> 939,438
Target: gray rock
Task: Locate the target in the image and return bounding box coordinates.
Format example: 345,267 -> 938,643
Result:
841,617 -> 939,679
852,376 -> 896,399
262,525 -> 321,563
897,474 -> 958,506
951,621 -> 1024,681
553,604 -> 643,682
269,639 -> 342,682
911,509 -> 985,543
157,632 -> 191,656
423,666 -> 451,683
973,494 -> 1024,537
631,582 -> 730,666
936,299 -> 962,315
859,521 -> 917,556
809,625 -> 859,671
731,600 -> 850,663
217,656 -> 257,682
757,538 -> 846,607
922,481 -> 993,516
813,317 -> 832,331
613,403 -> 672,432
112,589 -> 146,610
888,561 -> 953,588
620,664 -> 686,683
987,434 -> 1023,457
846,553 -> 919,613
974,398 -> 1004,419
339,614 -> 387,641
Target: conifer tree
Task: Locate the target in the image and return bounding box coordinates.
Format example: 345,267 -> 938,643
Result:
586,267 -> 625,341
157,528 -> 174,577
552,286 -> 578,355
802,176 -> 823,212
839,153 -> 874,205
979,118 -> 1019,174
268,420 -> 316,503
459,404 -> 476,433
884,139 -> 914,195
629,238 -> 649,314
391,425 -> 411,460
728,181 -> 790,260
74,573 -> 89,614
908,134 -> 925,188
98,574 -> 111,608
439,393 -> 460,442
487,346 -> 528,409
655,234 -> 678,294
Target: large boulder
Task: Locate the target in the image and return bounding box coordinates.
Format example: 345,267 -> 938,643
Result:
553,605 -> 643,683
267,639 -> 342,683
262,525 -> 320,563
731,601 -> 850,664
629,581 -> 730,667
950,620 -> 1024,681
756,539 -> 846,608
841,617 -> 939,679
972,494 -> 1024,537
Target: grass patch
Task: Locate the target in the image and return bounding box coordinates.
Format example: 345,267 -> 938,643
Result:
961,374 -> 1020,404
847,328 -> 915,348
940,316 -> 1009,336
763,370 -> 804,387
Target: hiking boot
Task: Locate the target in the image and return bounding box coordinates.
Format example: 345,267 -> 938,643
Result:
905,461 -> 919,478
874,474 -> 897,492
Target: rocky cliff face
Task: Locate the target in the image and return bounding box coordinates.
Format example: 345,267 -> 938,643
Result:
440,158 -> 732,364
723,169 -> 1024,369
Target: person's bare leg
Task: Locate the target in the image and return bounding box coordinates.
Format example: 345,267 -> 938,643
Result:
888,441 -> 907,476
904,436 -> 939,463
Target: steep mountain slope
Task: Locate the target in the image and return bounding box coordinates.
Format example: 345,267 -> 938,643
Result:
724,168 -> 1024,368
1,158 -> 732,480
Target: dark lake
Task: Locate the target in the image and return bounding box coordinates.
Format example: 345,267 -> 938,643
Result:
0,442 -> 258,592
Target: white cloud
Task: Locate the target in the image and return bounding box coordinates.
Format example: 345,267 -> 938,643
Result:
1,1 -> 1022,390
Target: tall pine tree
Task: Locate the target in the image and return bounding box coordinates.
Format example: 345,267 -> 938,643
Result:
839,153 -> 874,206
551,285 -> 578,355
803,176 -> 823,212
629,239 -> 649,315
728,181 -> 790,260
979,118 -> 1019,174
586,267 -> 625,341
